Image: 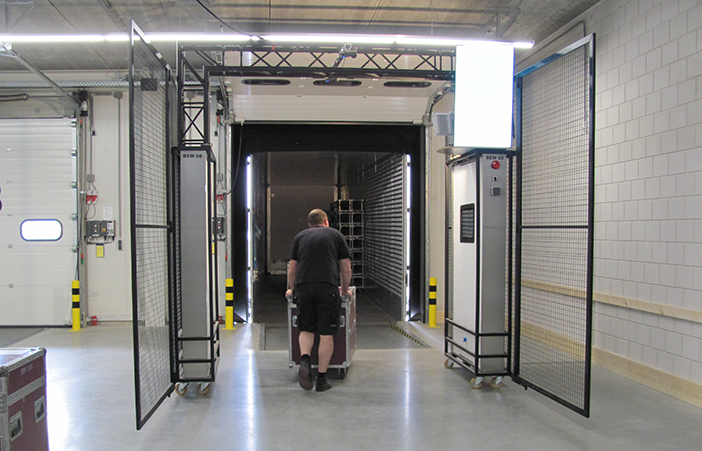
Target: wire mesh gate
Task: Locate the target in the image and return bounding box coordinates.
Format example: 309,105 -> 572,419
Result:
512,35 -> 595,417
129,21 -> 179,430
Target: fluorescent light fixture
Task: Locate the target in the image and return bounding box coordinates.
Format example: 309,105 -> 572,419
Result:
0,33 -> 252,43
266,34 -> 533,48
105,34 -> 129,42
0,33 -> 533,48
453,41 -> 515,149
0,34 -> 109,42
261,34 -> 396,44
147,33 -> 253,42
395,36 -> 466,46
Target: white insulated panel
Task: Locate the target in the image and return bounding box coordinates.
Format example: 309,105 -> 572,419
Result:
231,94 -> 428,123
225,76 -> 445,123
0,118 -> 77,325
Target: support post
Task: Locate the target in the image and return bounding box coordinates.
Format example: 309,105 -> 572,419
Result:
71,280 -> 81,331
225,278 -> 235,330
429,277 -> 438,327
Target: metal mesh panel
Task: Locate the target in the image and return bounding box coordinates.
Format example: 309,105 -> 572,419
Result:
135,227 -> 170,384
516,40 -> 593,416
130,23 -> 173,429
519,228 -> 589,405
521,50 -> 589,227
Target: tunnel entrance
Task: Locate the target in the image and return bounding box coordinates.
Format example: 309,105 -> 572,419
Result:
229,123 -> 426,331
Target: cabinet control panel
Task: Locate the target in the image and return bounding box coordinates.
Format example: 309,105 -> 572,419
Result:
85,220 -> 115,238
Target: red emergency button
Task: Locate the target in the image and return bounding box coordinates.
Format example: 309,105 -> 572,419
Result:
491,161 -> 500,169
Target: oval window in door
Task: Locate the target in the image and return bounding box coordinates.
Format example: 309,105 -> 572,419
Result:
20,219 -> 63,241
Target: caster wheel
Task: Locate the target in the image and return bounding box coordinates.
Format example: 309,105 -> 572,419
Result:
444,359 -> 455,369
338,368 -> 347,379
175,383 -> 188,396
490,376 -> 504,389
197,383 -> 211,396
470,377 -> 484,390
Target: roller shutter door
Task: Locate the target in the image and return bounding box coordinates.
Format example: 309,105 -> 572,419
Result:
0,118 -> 77,326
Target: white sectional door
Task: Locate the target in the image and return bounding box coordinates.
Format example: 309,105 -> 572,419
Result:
0,118 -> 77,326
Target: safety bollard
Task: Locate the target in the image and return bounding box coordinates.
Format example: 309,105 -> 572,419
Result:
72,280 -> 81,331
428,277 -> 438,328
225,278 -> 235,330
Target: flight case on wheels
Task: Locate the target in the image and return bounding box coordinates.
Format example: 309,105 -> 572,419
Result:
288,286 -> 356,378
0,348 -> 49,451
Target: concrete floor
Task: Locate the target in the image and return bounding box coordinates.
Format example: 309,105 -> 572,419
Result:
10,322 -> 702,451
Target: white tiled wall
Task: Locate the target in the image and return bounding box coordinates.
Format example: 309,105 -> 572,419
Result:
585,0 -> 702,383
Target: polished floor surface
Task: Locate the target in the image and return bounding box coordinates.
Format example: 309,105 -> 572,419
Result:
0,327 -> 44,347
11,322 -> 702,451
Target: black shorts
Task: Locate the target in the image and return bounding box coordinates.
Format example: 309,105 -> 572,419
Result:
294,283 -> 340,336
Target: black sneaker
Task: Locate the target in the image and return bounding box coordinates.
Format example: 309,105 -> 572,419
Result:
299,360 -> 313,390
316,378 -> 332,392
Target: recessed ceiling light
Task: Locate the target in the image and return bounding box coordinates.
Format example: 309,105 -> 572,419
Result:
313,80 -> 362,87
383,81 -> 432,88
241,79 -> 291,86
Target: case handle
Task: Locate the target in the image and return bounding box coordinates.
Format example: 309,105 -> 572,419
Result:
10,411 -> 23,441
35,396 -> 47,423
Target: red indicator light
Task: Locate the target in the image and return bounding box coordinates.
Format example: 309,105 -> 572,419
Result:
491,161 -> 500,169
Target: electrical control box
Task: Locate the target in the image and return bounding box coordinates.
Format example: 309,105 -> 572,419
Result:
85,220 -> 115,238
214,216 -> 226,240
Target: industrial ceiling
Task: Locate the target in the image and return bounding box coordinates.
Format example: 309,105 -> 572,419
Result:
0,0 -> 600,72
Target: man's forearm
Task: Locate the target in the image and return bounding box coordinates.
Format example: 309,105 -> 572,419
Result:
340,258 -> 351,293
287,260 -> 298,292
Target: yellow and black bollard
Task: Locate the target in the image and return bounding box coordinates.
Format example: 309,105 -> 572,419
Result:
225,278 -> 235,330
72,280 -> 81,331
428,277 -> 438,328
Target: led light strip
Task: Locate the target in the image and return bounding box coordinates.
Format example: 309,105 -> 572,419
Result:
0,32 -> 533,48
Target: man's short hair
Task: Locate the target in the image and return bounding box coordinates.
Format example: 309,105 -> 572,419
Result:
308,209 -> 327,226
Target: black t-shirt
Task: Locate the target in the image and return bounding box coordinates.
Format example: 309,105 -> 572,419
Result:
289,226 -> 351,286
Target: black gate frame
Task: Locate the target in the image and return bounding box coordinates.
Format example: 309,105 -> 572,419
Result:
511,34 -> 596,417
129,20 -> 178,430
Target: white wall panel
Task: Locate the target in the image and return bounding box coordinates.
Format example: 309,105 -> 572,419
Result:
0,118 -> 77,325
232,95 -> 427,123
84,95 -> 132,320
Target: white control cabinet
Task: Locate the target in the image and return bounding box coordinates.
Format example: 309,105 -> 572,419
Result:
445,151 -> 508,380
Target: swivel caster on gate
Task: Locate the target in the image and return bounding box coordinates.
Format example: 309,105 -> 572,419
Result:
490,376 -> 504,389
197,382 -> 211,396
175,382 -> 188,396
444,359 -> 455,369
470,377 -> 484,389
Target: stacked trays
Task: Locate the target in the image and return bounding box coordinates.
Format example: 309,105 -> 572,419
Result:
330,200 -> 364,289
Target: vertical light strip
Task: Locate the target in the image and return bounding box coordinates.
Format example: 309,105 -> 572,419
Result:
405,155 -> 411,321
246,156 -> 253,319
